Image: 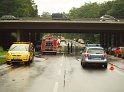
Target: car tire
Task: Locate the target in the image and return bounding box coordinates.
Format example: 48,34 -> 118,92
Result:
82,63 -> 86,68
81,62 -> 82,66
103,63 -> 107,69
118,54 -> 121,57
25,61 -> 30,66
121,55 -> 124,59
6,62 -> 10,65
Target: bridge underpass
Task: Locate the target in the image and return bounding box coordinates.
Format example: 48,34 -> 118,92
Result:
0,21 -> 124,49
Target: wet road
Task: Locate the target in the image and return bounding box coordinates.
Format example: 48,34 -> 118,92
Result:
0,54 -> 124,92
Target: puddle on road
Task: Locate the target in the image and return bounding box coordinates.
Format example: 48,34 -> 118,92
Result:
30,66 -> 46,79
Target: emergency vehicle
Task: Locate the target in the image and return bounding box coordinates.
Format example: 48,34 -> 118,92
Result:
6,42 -> 34,65
41,35 -> 57,54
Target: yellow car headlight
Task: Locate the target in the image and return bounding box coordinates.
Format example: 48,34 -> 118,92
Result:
23,53 -> 29,57
6,53 -> 11,56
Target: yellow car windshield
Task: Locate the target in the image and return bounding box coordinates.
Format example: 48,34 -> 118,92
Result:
9,45 -> 29,51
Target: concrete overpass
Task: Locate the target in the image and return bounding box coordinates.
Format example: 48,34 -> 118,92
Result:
0,20 -> 124,49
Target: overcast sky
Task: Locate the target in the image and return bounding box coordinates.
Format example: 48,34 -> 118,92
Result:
34,0 -> 111,15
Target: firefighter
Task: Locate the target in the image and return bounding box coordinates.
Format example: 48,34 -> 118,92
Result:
71,41 -> 73,54
67,42 -> 70,54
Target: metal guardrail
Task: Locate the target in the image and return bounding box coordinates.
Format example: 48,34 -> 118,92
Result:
6,17 -> 124,21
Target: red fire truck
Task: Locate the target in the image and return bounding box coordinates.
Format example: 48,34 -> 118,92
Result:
41,35 -> 57,54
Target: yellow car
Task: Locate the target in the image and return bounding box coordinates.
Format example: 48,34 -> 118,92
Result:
6,42 -> 34,65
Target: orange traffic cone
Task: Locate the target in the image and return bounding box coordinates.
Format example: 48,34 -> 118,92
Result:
110,64 -> 114,71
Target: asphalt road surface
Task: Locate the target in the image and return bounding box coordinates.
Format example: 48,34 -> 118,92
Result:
0,54 -> 124,92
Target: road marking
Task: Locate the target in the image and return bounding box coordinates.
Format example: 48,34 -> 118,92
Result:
53,82 -> 58,92
114,69 -> 124,76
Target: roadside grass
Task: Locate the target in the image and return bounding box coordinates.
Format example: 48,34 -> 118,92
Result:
0,51 -> 7,65
0,51 -> 7,56
0,58 -> 6,65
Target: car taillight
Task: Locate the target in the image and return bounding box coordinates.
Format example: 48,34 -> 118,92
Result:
84,54 -> 91,57
102,54 -> 107,57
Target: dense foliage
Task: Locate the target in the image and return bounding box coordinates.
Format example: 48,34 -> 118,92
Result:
66,0 -> 124,43
0,0 -> 123,44
0,0 -> 38,17
68,0 -> 124,18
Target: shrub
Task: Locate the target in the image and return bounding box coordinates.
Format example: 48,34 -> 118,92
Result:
0,46 -> 3,52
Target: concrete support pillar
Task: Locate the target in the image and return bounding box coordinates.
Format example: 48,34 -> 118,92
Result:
117,33 -> 120,46
103,33 -> 107,48
34,32 -> 41,46
106,33 -> 111,48
22,31 -> 29,42
100,33 -> 104,47
113,33 -> 120,47
35,32 -> 41,41
113,33 -> 117,47
17,30 -> 21,41
29,32 -> 31,42
120,33 -> 124,46
108,33 -> 112,47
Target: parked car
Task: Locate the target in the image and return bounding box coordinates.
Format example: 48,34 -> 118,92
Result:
81,46 -> 107,69
114,47 -> 124,57
0,15 -> 19,20
100,15 -> 119,21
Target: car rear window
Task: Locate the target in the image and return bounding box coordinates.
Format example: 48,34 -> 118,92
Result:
87,48 -> 104,54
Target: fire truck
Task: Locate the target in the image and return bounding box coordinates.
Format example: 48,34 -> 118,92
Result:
41,35 -> 57,54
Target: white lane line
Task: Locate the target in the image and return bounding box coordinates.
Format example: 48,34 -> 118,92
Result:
114,69 -> 124,76
58,70 -> 61,75
53,82 -> 58,92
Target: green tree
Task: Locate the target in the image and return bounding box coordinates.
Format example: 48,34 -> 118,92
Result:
41,12 -> 51,18
69,3 -> 100,18
68,7 -> 80,19
99,1 -> 114,17
0,0 -> 16,16
0,0 -> 38,17
108,0 -> 124,18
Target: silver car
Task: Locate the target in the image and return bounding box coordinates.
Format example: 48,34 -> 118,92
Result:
100,15 -> 119,21
0,15 -> 19,20
81,47 -> 107,68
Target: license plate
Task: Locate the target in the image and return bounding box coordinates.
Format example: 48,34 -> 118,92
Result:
13,57 -> 20,60
93,58 -> 101,60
